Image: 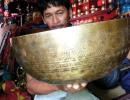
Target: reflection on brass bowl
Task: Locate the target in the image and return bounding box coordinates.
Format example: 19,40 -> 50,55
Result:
12,18 -> 130,84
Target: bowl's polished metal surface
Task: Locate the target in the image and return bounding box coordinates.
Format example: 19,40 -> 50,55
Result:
12,18 -> 130,84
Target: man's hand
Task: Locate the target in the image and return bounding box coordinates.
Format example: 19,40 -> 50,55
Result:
127,51 -> 130,59
58,82 -> 87,93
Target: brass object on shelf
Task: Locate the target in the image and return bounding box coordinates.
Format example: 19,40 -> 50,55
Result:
12,18 -> 130,84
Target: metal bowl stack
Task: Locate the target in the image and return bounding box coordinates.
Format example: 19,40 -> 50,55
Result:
12,18 -> 130,84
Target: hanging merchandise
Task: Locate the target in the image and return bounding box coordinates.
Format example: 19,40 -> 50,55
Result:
70,0 -> 119,25
121,4 -> 130,14
0,0 -> 4,23
119,0 -> 130,5
119,0 -> 130,15
4,0 -> 10,17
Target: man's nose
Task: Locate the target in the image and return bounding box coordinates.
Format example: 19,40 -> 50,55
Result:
53,15 -> 59,24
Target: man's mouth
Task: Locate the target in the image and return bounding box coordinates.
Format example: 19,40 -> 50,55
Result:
51,25 -> 65,29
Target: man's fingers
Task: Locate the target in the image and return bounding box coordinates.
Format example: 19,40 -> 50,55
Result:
81,82 -> 87,87
66,82 -> 87,90
10,38 -> 12,46
66,84 -> 72,89
61,82 -> 88,93
73,83 -> 80,90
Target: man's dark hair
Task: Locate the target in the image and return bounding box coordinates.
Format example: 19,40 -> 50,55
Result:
38,0 -> 71,15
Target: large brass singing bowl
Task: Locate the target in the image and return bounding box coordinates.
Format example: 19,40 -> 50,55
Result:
12,18 -> 130,84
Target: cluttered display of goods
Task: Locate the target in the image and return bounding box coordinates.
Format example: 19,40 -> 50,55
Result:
69,0 -> 130,25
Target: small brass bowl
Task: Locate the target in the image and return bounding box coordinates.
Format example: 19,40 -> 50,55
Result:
12,18 -> 130,84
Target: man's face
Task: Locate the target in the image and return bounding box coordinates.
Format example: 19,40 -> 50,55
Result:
43,5 -> 70,29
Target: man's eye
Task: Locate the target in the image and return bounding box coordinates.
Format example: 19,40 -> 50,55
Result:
45,14 -> 52,18
57,11 -> 64,15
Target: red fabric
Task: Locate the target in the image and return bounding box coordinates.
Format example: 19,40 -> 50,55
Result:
1,25 -> 18,72
69,0 -> 74,4
97,0 -> 103,6
113,93 -> 130,100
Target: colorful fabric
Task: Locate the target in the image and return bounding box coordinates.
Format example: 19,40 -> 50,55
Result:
34,90 -> 99,100
121,71 -> 130,93
121,58 -> 130,93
